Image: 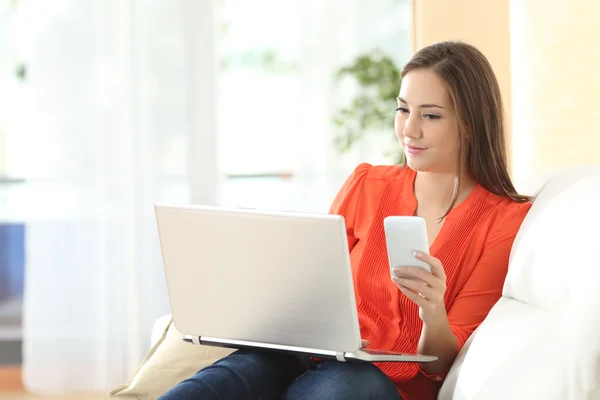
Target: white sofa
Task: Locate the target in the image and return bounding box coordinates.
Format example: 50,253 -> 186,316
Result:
150,166 -> 600,400
439,165 -> 600,399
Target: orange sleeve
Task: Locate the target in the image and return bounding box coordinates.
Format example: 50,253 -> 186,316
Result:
447,202 -> 532,351
329,163 -> 371,252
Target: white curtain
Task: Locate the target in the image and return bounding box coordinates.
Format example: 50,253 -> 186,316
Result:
11,0 -> 411,394
13,0 -> 217,394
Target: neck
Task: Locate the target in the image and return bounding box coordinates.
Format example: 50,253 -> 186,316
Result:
413,170 -> 476,215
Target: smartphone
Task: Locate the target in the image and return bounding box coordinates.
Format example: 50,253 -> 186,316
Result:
383,216 -> 431,275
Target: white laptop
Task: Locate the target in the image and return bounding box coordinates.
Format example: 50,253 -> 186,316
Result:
154,203 -> 437,363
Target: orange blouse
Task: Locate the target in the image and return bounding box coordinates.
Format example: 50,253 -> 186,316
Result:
329,163 -> 532,400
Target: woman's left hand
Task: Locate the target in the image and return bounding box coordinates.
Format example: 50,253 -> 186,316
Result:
392,252 -> 448,325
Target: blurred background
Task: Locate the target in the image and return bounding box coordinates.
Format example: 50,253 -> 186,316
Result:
1,0 -> 600,397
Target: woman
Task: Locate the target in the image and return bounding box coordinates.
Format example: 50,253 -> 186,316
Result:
159,41 -> 532,400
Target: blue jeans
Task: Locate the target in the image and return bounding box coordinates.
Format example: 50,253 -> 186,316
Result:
158,349 -> 402,400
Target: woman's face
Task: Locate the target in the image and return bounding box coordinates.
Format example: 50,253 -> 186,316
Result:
395,68 -> 462,174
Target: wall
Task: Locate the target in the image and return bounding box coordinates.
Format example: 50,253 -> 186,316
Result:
411,0 -> 600,188
411,0 -> 513,166
510,0 -> 600,188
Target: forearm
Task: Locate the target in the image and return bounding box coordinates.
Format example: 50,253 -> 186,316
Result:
417,315 -> 459,374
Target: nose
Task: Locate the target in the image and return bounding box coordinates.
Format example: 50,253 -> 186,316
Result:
397,113 -> 421,140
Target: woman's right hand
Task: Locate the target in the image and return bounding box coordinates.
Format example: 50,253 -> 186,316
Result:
361,339 -> 370,348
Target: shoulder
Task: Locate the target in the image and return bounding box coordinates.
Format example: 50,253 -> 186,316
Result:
336,162 -> 411,193
484,191 -> 532,221
364,163 -> 411,182
479,191 -> 533,242
348,162 -> 412,183
329,163 -> 411,216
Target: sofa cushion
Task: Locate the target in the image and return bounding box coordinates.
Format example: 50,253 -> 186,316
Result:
108,317 -> 234,400
439,166 -> 600,400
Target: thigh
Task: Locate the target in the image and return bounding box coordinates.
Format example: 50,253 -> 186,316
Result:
281,360 -> 402,400
159,349 -> 307,400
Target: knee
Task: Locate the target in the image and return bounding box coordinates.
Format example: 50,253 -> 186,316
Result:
359,365 -> 400,396
337,362 -> 399,397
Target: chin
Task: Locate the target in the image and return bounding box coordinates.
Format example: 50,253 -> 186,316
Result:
405,157 -> 454,174
405,157 -> 434,172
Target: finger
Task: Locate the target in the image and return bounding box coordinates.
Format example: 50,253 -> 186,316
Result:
414,252 -> 446,279
361,339 -> 370,347
398,285 -> 428,308
393,276 -> 436,300
392,266 -> 431,281
392,267 -> 438,289
392,267 -> 446,292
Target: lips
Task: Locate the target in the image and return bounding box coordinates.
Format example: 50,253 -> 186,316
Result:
405,144 -> 427,155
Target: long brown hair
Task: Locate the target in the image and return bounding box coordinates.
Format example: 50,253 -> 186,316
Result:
401,41 -> 530,218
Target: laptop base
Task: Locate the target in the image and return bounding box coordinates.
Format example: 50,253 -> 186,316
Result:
182,335 -> 437,363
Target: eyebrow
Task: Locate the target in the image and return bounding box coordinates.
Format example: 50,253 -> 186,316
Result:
397,97 -> 445,110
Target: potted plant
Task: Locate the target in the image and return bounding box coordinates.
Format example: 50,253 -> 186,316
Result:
332,49 -> 404,164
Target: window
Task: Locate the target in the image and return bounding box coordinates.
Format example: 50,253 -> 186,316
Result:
216,0 -> 412,213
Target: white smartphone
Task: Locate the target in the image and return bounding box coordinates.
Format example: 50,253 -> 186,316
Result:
383,216 -> 431,275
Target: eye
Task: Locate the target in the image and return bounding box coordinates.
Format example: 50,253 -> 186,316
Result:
424,114 -> 440,120
396,107 -> 409,113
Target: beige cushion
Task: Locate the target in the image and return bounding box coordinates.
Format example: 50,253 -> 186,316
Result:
108,317 -> 234,400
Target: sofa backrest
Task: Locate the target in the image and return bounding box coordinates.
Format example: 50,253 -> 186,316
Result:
439,166 -> 600,400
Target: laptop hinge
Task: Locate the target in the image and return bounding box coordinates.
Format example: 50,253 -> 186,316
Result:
190,335 -> 341,360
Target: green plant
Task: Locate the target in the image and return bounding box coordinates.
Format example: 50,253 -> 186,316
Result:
332,49 -> 404,164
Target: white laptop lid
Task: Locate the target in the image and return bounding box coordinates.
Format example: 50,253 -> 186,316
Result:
154,204 -> 363,354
